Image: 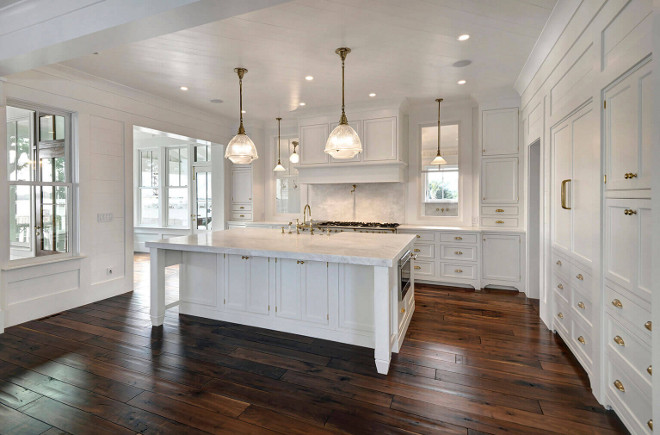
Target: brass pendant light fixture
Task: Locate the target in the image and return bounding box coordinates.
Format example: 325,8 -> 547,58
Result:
325,47 -> 362,159
289,140 -> 300,163
430,98 -> 447,165
273,117 -> 286,172
225,67 -> 259,164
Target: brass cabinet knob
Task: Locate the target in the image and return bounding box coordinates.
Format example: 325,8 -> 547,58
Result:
624,172 -> 638,179
577,301 -> 585,310
613,335 -> 625,346
611,299 -> 623,308
577,336 -> 585,344
557,312 -> 564,319
241,255 -> 250,260
556,260 -> 562,266
647,419 -> 653,430
416,234 -> 421,238
455,251 -> 463,255
557,283 -> 564,290
297,260 -> 305,264
647,365 -> 652,376
624,209 -> 637,215
576,274 -> 584,280
645,321 -> 653,331
495,209 -> 504,213
613,379 -> 625,392
495,220 -> 504,224
413,249 -> 420,252
455,236 -> 462,240
414,266 -> 421,270
401,308 -> 405,313
455,269 -> 463,273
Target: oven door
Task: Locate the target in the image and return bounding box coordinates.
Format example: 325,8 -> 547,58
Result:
398,250 -> 412,301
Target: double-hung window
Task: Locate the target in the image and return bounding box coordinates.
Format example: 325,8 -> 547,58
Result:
421,123 -> 459,217
7,104 -> 73,260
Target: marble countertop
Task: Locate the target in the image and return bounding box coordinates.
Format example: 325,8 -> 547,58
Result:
227,221 -> 525,233
146,228 -> 416,267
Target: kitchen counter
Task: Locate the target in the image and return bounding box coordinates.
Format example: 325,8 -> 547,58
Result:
227,221 -> 526,233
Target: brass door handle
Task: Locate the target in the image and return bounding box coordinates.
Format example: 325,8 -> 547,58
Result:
611,299 -> 622,308
645,320 -> 652,331
454,251 -> 463,255
414,266 -> 421,270
455,236 -> 462,240
613,380 -> 625,392
613,335 -> 625,346
624,209 -> 637,215
576,274 -> 584,280
557,283 -> 563,290
495,209 -> 504,213
577,301 -> 585,309
557,312 -> 564,319
647,365 -> 652,376
624,172 -> 638,179
561,179 -> 571,210
577,336 -> 585,344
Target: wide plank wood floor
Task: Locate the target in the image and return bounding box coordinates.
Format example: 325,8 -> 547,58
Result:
0,253 -> 627,434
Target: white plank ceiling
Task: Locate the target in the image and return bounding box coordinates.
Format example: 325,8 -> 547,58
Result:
60,0 -> 557,121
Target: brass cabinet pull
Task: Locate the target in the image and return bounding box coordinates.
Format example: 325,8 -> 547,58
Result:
561,179 -> 572,210
495,220 -> 504,224
401,308 -> 405,313
297,260 -> 305,264
645,320 -> 652,331
455,269 -> 463,273
647,365 -> 652,376
577,301 -> 585,310
613,335 -> 625,346
556,260 -> 562,266
576,274 -> 584,280
240,214 -> 245,217
241,255 -> 250,260
455,236 -> 463,240
495,209 -> 504,213
624,172 -> 638,179
414,249 -> 420,252
454,251 -> 463,255
577,336 -> 585,344
557,283 -> 564,290
624,209 -> 637,215
557,312 -> 564,319
240,206 -> 245,209
613,379 -> 625,392
611,299 -> 623,308
414,266 -> 421,270
647,419 -> 653,430
416,234 -> 421,238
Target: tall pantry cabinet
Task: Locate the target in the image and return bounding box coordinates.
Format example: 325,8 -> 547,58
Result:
602,58 -> 653,434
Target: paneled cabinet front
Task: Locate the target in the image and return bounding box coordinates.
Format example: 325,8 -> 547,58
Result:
300,123 -> 329,165
276,259 -> 329,325
224,254 -> 269,314
481,157 -> 519,204
482,108 -> 519,156
481,234 -> 521,283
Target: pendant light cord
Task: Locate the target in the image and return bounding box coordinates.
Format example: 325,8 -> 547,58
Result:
276,117 -> 282,164
236,68 -> 247,134
436,98 -> 443,155
337,48 -> 350,125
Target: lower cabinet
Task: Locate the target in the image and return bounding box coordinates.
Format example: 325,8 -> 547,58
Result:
481,233 -> 523,289
224,254 -> 269,315
276,258 -> 329,325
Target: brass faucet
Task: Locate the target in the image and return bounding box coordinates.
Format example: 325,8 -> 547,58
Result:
303,204 -> 312,226
297,204 -> 314,233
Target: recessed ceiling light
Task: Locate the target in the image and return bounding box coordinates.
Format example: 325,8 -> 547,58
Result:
241,110 -> 246,114
299,102 -> 306,106
369,93 -> 376,97
305,75 -> 314,81
210,99 -> 223,104
457,34 -> 470,41
457,80 -> 466,85
180,86 -> 189,91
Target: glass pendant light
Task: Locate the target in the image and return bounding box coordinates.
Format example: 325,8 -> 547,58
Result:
273,117 -> 286,172
430,98 -> 447,165
289,140 -> 300,163
225,67 -> 258,164
325,47 -> 362,159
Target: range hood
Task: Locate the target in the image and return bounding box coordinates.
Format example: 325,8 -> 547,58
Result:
296,161 -> 407,184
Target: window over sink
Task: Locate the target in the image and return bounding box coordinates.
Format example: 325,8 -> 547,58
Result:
421,123 -> 459,217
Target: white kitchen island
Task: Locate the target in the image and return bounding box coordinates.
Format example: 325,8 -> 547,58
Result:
146,228 -> 416,374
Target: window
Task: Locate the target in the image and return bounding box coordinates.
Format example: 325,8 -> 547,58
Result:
7,105 -> 73,260
166,147 -> 189,227
421,123 -> 459,217
138,150 -> 159,225
274,137 -> 301,215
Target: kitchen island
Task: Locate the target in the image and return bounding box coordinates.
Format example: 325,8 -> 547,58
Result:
146,228 -> 416,374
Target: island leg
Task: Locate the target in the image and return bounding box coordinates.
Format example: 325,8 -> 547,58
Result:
373,265 -> 392,374
150,248 -> 166,326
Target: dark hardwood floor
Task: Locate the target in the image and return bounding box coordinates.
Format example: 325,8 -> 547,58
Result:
0,254 -> 627,434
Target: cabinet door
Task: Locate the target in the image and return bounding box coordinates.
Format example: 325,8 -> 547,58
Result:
231,169 -> 252,203
247,257 -> 270,315
550,121 -> 572,253
481,157 -> 519,204
225,254 -> 248,311
329,121 -> 362,163
276,258 -> 301,319
363,117 -> 396,161
301,260 -> 329,324
300,124 -> 329,165
604,60 -> 652,190
482,108 -> 519,155
482,234 -> 521,282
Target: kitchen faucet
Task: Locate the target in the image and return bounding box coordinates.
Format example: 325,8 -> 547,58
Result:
303,204 -> 312,225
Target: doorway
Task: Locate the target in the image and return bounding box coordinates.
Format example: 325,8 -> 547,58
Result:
193,167 -> 212,232
527,139 -> 541,299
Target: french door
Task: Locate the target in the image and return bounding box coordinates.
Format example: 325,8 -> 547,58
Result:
192,168 -> 212,232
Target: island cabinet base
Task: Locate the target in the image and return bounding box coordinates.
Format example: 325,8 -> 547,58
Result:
151,250 -> 414,375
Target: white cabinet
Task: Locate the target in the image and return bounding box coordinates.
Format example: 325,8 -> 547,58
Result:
300,123 -> 329,165
481,157 -> 519,204
224,254 -> 270,314
363,117 -> 397,161
604,60 -> 652,190
482,108 -> 519,156
231,167 -> 253,221
276,259 -> 329,325
482,233 -> 521,284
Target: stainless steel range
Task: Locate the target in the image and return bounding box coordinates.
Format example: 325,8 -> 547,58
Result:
315,221 -> 400,234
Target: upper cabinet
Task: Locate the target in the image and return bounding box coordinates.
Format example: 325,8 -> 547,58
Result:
482,108 -> 519,156
481,157 -> 519,204
604,59 -> 652,191
363,117 -> 397,161
299,123 -> 329,165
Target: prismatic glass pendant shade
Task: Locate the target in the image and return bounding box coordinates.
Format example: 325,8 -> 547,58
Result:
431,98 -> 447,165
225,67 -> 258,164
273,117 -> 286,172
325,47 -> 362,159
289,140 -> 300,163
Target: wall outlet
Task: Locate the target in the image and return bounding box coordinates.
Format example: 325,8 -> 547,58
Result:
106,267 -> 113,275
97,213 -> 113,223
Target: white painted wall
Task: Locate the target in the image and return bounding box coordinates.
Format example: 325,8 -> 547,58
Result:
0,64 -> 235,330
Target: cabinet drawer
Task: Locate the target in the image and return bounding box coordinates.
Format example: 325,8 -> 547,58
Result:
552,273 -> 569,303
571,263 -> 592,294
606,283 -> 652,343
571,318 -> 593,368
571,287 -> 593,326
439,263 -> 477,279
439,233 -> 478,244
439,245 -> 477,261
551,252 -> 570,278
232,203 -> 252,212
553,295 -> 570,334
412,243 -> 434,260
412,260 -> 435,277
606,353 -> 653,435
606,316 -> 652,387
480,217 -> 518,227
411,231 -> 435,242
231,212 -> 252,220
481,206 -> 518,216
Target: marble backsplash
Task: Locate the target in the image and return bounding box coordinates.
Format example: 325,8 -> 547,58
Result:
309,183 -> 405,223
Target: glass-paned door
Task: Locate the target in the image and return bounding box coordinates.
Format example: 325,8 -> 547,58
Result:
192,168 -> 212,231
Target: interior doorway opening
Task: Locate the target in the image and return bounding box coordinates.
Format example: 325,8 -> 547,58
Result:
527,139 -> 541,299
